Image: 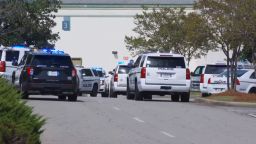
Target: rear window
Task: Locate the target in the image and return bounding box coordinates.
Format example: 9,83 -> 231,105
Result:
205,65 -> 227,74
0,50 -> 2,59
118,66 -> 130,74
218,70 -> 248,77
146,56 -> 185,68
31,55 -> 73,67
81,69 -> 93,77
6,50 -> 19,62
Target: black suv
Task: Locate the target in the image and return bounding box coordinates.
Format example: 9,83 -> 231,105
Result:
13,50 -> 78,101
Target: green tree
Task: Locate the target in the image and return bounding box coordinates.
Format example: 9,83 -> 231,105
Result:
0,0 -> 61,48
125,8 -> 212,66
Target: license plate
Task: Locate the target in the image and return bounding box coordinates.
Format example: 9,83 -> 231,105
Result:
215,88 -> 224,92
160,73 -> 172,78
48,71 -> 58,76
161,86 -> 172,90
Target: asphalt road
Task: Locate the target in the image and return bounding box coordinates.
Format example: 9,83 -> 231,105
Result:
26,95 -> 256,144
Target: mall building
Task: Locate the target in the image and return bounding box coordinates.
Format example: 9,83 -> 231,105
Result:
53,0 -> 226,71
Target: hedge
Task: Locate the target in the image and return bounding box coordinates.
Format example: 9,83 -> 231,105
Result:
0,78 -> 45,144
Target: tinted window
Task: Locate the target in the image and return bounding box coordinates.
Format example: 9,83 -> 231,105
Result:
118,66 -> 130,74
218,70 -> 248,77
134,56 -> 142,68
81,69 -> 93,77
250,72 -> 256,79
6,51 -> 19,62
194,66 -> 205,76
0,50 -> 2,59
205,65 -> 227,74
31,55 -> 73,67
146,56 -> 185,68
92,69 -> 99,76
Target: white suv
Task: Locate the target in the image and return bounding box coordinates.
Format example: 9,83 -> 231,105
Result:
0,45 -> 30,82
109,64 -> 131,98
127,53 -> 191,102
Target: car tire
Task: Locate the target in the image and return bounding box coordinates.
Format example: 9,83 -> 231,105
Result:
171,94 -> 179,102
58,95 -> 66,101
110,87 -> 117,98
181,92 -> 190,102
101,92 -> 108,97
134,82 -> 143,101
144,94 -> 152,100
20,83 -> 29,99
126,80 -> 134,100
90,84 -> 98,97
68,94 -> 77,101
249,87 -> 256,94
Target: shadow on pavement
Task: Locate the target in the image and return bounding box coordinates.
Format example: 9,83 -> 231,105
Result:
26,97 -> 84,102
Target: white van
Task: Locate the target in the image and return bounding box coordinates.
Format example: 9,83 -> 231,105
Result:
0,45 -> 30,82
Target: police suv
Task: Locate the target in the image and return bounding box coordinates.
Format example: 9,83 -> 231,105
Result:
12,48 -> 78,101
127,53 -> 191,102
76,66 -> 100,97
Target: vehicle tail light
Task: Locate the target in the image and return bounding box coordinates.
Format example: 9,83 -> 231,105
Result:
200,74 -> 204,83
72,69 -> 77,77
0,61 -> 6,72
27,67 -> 34,76
186,68 -> 190,80
236,79 -> 240,85
208,78 -> 211,84
114,73 -> 118,82
141,67 -> 146,78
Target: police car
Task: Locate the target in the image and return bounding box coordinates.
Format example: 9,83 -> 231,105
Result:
0,45 -> 30,82
127,53 -> 191,102
91,67 -> 109,97
76,66 -> 100,97
12,48 -> 78,101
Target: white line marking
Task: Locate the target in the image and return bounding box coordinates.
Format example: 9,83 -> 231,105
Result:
161,131 -> 175,138
113,107 -> 120,111
248,114 -> 256,118
133,117 -> 145,123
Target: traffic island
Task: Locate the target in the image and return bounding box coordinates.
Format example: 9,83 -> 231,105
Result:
194,90 -> 256,107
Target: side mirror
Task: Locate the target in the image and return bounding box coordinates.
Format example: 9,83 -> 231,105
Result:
108,71 -> 114,75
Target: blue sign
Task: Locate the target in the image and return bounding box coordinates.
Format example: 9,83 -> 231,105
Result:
62,16 -> 70,31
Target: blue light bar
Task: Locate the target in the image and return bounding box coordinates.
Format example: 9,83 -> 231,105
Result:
12,45 -> 27,49
40,48 -> 65,55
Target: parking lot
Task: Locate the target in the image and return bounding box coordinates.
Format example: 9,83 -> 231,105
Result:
27,94 -> 256,144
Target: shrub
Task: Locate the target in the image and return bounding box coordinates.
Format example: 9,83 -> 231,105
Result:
0,78 -> 45,144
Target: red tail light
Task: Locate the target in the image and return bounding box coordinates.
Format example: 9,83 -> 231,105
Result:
236,79 -> 240,85
27,67 -> 34,76
72,69 -> 77,77
200,74 -> 204,83
0,61 -> 6,72
186,68 -> 190,80
208,78 -> 211,84
141,67 -> 146,78
114,73 -> 118,82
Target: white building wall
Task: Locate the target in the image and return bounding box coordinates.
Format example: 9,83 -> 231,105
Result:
53,8 -> 226,72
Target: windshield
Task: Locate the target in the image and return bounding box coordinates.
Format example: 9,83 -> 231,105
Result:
31,55 -> 73,67
118,66 -> 130,74
81,69 -> 93,77
146,56 -> 185,68
6,50 -> 19,62
205,65 -> 227,74
218,70 -> 248,77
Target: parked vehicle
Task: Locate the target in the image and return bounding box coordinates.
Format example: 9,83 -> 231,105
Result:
92,67 -> 109,97
0,45 -> 30,82
191,66 -> 205,91
127,53 -> 191,102
199,63 -> 227,97
207,69 -> 256,94
12,48 -> 78,101
76,66 -> 100,97
109,64 -> 131,98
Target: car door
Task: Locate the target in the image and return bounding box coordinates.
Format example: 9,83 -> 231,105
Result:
80,69 -> 95,92
129,55 -> 142,91
14,54 -> 30,87
191,66 -> 205,90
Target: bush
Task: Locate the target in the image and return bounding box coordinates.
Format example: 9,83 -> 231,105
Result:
0,78 -> 45,144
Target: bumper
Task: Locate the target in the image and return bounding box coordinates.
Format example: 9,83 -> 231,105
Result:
200,84 -> 208,94
113,83 -> 127,92
98,84 -> 105,93
23,82 -> 77,95
207,84 -> 227,94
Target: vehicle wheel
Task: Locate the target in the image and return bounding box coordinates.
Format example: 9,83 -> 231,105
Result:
101,92 -> 108,97
249,87 -> 256,94
134,82 -> 143,101
181,92 -> 190,102
20,83 -> 29,99
110,88 -> 117,98
78,90 -> 83,96
171,94 -> 179,102
68,94 -> 77,101
90,84 -> 98,97
126,80 -> 134,100
144,94 -> 152,100
58,95 -> 66,101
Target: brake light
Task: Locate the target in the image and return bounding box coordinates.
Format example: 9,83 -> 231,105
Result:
141,67 -> 146,78
72,69 -> 77,77
114,73 -> 118,82
186,68 -> 190,80
208,78 -> 211,84
27,67 -> 34,76
200,74 -> 204,83
236,79 -> 240,85
0,61 -> 6,72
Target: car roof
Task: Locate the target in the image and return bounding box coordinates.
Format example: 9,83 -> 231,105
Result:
142,52 -> 184,57
28,51 -> 70,57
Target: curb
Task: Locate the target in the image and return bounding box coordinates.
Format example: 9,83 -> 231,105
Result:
194,98 -> 256,108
